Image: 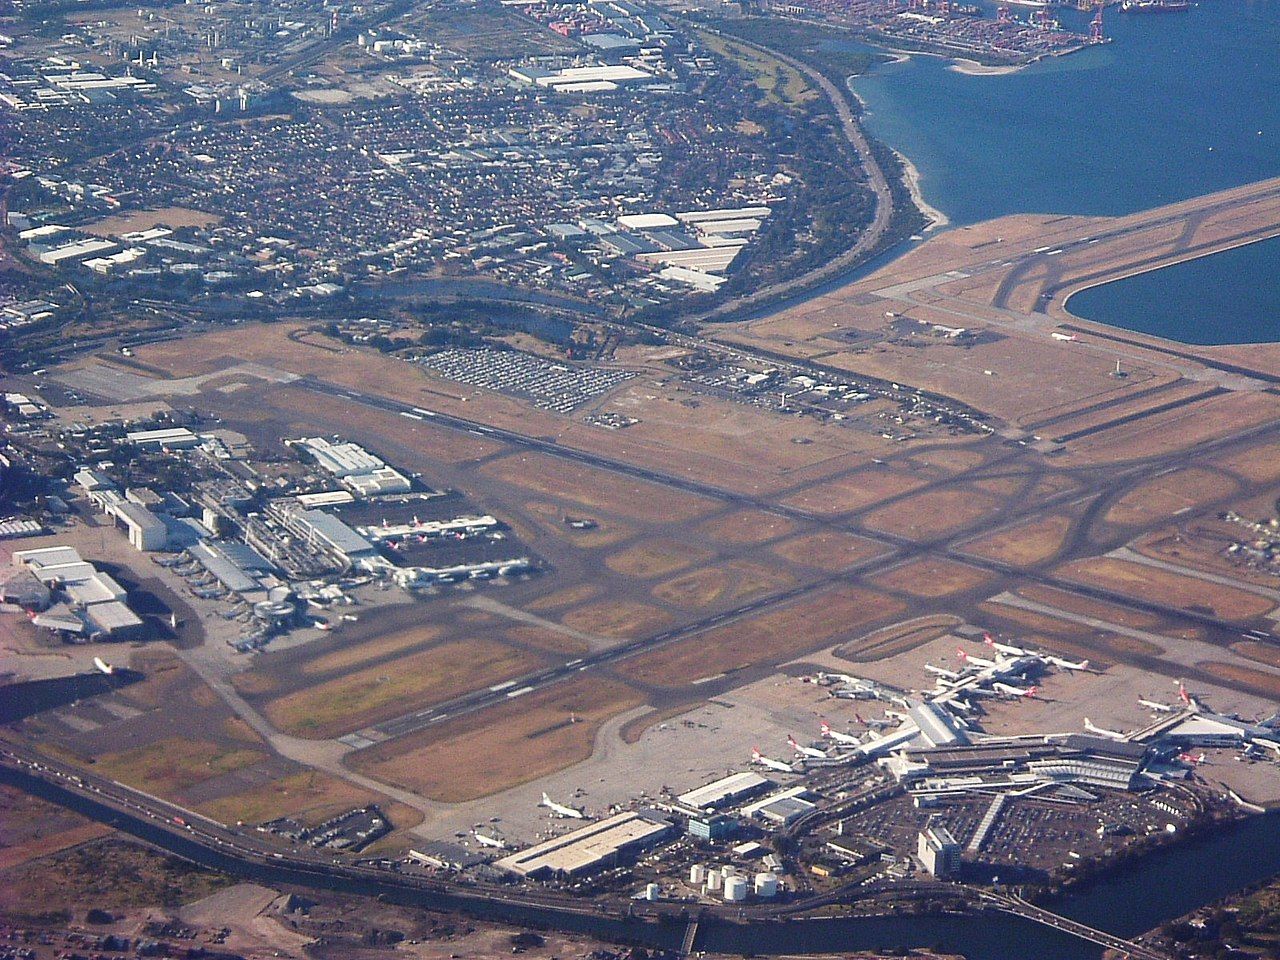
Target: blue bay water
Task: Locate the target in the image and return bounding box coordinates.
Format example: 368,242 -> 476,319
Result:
846,1 -> 1280,342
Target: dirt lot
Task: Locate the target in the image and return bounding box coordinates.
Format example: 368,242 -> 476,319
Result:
868,558 -> 995,598
652,559 -> 797,609
863,486 -> 1004,539
960,512 -> 1076,567
615,585 -> 905,687
780,467 -> 927,516
770,530 -> 890,568
479,452 -> 717,524
694,508 -> 797,546
1104,467 -> 1240,528
93,737 -> 268,797
558,598 -> 675,639
348,676 -> 644,802
1060,557 -> 1276,622
604,537 -> 715,579
259,639 -> 544,739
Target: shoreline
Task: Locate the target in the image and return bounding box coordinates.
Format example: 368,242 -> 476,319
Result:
894,149 -> 950,232
948,57 -> 1027,76
876,44 -> 1031,77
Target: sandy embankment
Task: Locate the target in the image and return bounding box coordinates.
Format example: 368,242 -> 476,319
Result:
949,57 -> 1026,76
896,151 -> 950,231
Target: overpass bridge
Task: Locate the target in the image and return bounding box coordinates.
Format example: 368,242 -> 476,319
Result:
983,892 -> 1168,959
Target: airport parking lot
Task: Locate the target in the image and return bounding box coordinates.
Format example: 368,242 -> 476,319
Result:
419,348 -> 635,413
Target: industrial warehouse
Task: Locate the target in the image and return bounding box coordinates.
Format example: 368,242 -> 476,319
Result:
4,414 -> 536,652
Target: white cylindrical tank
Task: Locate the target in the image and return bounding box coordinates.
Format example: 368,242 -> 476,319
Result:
645,883 -> 660,901
720,864 -> 735,880
706,870 -> 722,892
689,864 -> 705,885
754,873 -> 778,898
723,876 -> 749,902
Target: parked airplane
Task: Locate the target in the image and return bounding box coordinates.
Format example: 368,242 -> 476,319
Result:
540,792 -> 586,819
924,663 -> 961,680
1045,655 -> 1090,672
1177,681 -> 1203,711
473,831 -> 506,849
788,736 -> 827,759
957,647 -> 996,669
751,748 -> 795,774
993,682 -> 1038,698
1084,718 -> 1128,741
1139,698 -> 1177,714
92,657 -> 114,675
983,633 -> 1030,657
819,721 -> 861,745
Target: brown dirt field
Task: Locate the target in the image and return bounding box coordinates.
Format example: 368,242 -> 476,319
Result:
863,486 -> 1004,539
779,468 -> 928,516
1212,441 -> 1280,484
1230,641 -> 1280,670
479,452 -> 716,524
604,538 -> 715,580
1016,583 -> 1173,633
197,770 -> 423,835
114,648 -> 194,709
1062,392 -> 1280,466
1104,468 -> 1239,527
349,677 -> 644,802
83,207 -> 221,236
971,475 -> 1026,498
868,559 -> 995,599
503,624 -> 590,655
1039,381 -> 1213,441
522,501 -> 636,548
262,639 -> 543,739
770,530 -> 890,569
559,599 -> 674,639
694,509 -> 797,547
298,624 -> 448,678
94,738 -> 268,798
524,582 -> 605,613
0,822 -> 112,872
651,560 -> 797,609
902,447 -> 989,474
1198,662 -> 1280,699
961,513 -> 1075,567
836,615 -> 961,662
1061,557 -> 1275,622
616,585 -> 905,687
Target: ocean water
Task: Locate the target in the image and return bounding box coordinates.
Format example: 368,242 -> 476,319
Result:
1066,234 -> 1280,343
845,1 -> 1280,342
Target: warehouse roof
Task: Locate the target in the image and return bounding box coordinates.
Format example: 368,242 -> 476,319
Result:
677,771 -> 772,809
494,811 -> 671,878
